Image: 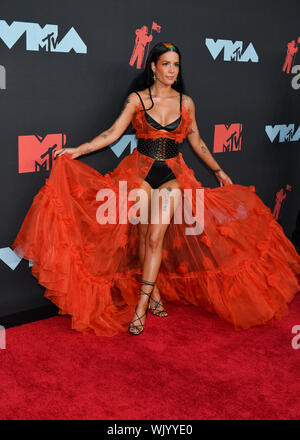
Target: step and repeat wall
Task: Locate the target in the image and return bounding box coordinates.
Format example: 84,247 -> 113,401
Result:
1,0 -> 300,324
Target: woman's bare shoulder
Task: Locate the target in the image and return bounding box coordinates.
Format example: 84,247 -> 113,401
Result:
126,91 -> 142,110
127,88 -> 149,104
182,93 -> 195,111
137,88 -> 150,99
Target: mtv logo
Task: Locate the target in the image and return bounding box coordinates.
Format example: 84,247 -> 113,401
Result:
18,133 -> 66,173
213,124 -> 243,153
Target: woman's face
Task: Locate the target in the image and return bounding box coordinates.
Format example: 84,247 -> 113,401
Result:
151,51 -> 180,85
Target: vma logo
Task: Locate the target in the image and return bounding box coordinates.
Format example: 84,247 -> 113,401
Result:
18,133 -> 66,174
213,123 -> 243,153
110,135 -> 138,157
0,247 -> 33,270
265,124 -> 300,143
0,19 -> 87,53
205,39 -> 258,62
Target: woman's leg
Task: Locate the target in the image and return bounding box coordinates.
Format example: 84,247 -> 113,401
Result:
137,186 -> 163,307
137,178 -> 152,266
129,179 -> 182,334
138,227 -> 166,315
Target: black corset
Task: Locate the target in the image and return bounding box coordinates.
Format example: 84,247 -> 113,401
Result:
137,138 -> 179,160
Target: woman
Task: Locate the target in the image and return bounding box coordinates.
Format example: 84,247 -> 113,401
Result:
12,42 -> 300,337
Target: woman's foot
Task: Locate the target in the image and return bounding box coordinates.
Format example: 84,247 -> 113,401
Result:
128,280 -> 155,335
149,285 -> 168,317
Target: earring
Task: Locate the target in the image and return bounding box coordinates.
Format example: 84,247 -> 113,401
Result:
153,72 -> 156,81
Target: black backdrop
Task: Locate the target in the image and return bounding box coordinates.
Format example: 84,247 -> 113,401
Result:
1,0 -> 300,326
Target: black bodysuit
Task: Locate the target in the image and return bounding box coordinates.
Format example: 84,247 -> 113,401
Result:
134,87 -> 182,189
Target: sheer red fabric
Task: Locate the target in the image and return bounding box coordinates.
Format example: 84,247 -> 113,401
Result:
12,106 -> 300,336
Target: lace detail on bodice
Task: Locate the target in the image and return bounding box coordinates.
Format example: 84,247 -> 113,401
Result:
132,98 -> 192,144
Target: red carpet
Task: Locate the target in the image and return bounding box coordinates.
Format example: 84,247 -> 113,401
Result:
1,294 -> 300,420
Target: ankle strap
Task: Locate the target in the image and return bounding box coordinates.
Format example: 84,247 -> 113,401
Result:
140,288 -> 151,298
141,279 -> 155,286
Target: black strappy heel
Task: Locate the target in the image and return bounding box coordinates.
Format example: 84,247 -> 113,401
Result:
128,280 -> 155,335
149,293 -> 168,318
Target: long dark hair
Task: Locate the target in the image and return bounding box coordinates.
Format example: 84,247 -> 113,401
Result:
120,42 -> 188,110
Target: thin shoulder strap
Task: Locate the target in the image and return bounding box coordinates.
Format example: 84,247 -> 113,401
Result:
180,92 -> 182,113
133,91 -> 146,111
147,87 -> 154,111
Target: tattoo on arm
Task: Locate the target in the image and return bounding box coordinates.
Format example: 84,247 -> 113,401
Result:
200,145 -> 207,153
188,128 -> 195,135
84,143 -> 94,153
182,95 -> 189,106
123,97 -> 130,110
83,98 -> 129,155
100,126 -> 115,140
84,127 -> 115,153
119,97 -> 130,115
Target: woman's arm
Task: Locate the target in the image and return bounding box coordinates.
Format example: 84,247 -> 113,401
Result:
184,95 -> 232,186
79,92 -> 139,155
54,92 -> 139,158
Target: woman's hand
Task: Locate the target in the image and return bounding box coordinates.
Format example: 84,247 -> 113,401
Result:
215,169 -> 233,186
54,146 -> 83,160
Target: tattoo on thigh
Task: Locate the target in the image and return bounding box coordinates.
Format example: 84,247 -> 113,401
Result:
162,190 -> 171,212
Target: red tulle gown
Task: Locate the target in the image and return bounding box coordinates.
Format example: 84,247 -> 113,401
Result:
12,100 -> 300,336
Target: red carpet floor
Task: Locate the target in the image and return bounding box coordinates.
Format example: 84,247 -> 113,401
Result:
1,294 -> 300,420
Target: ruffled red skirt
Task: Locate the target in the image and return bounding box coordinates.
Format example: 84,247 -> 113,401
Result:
12,148 -> 300,336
